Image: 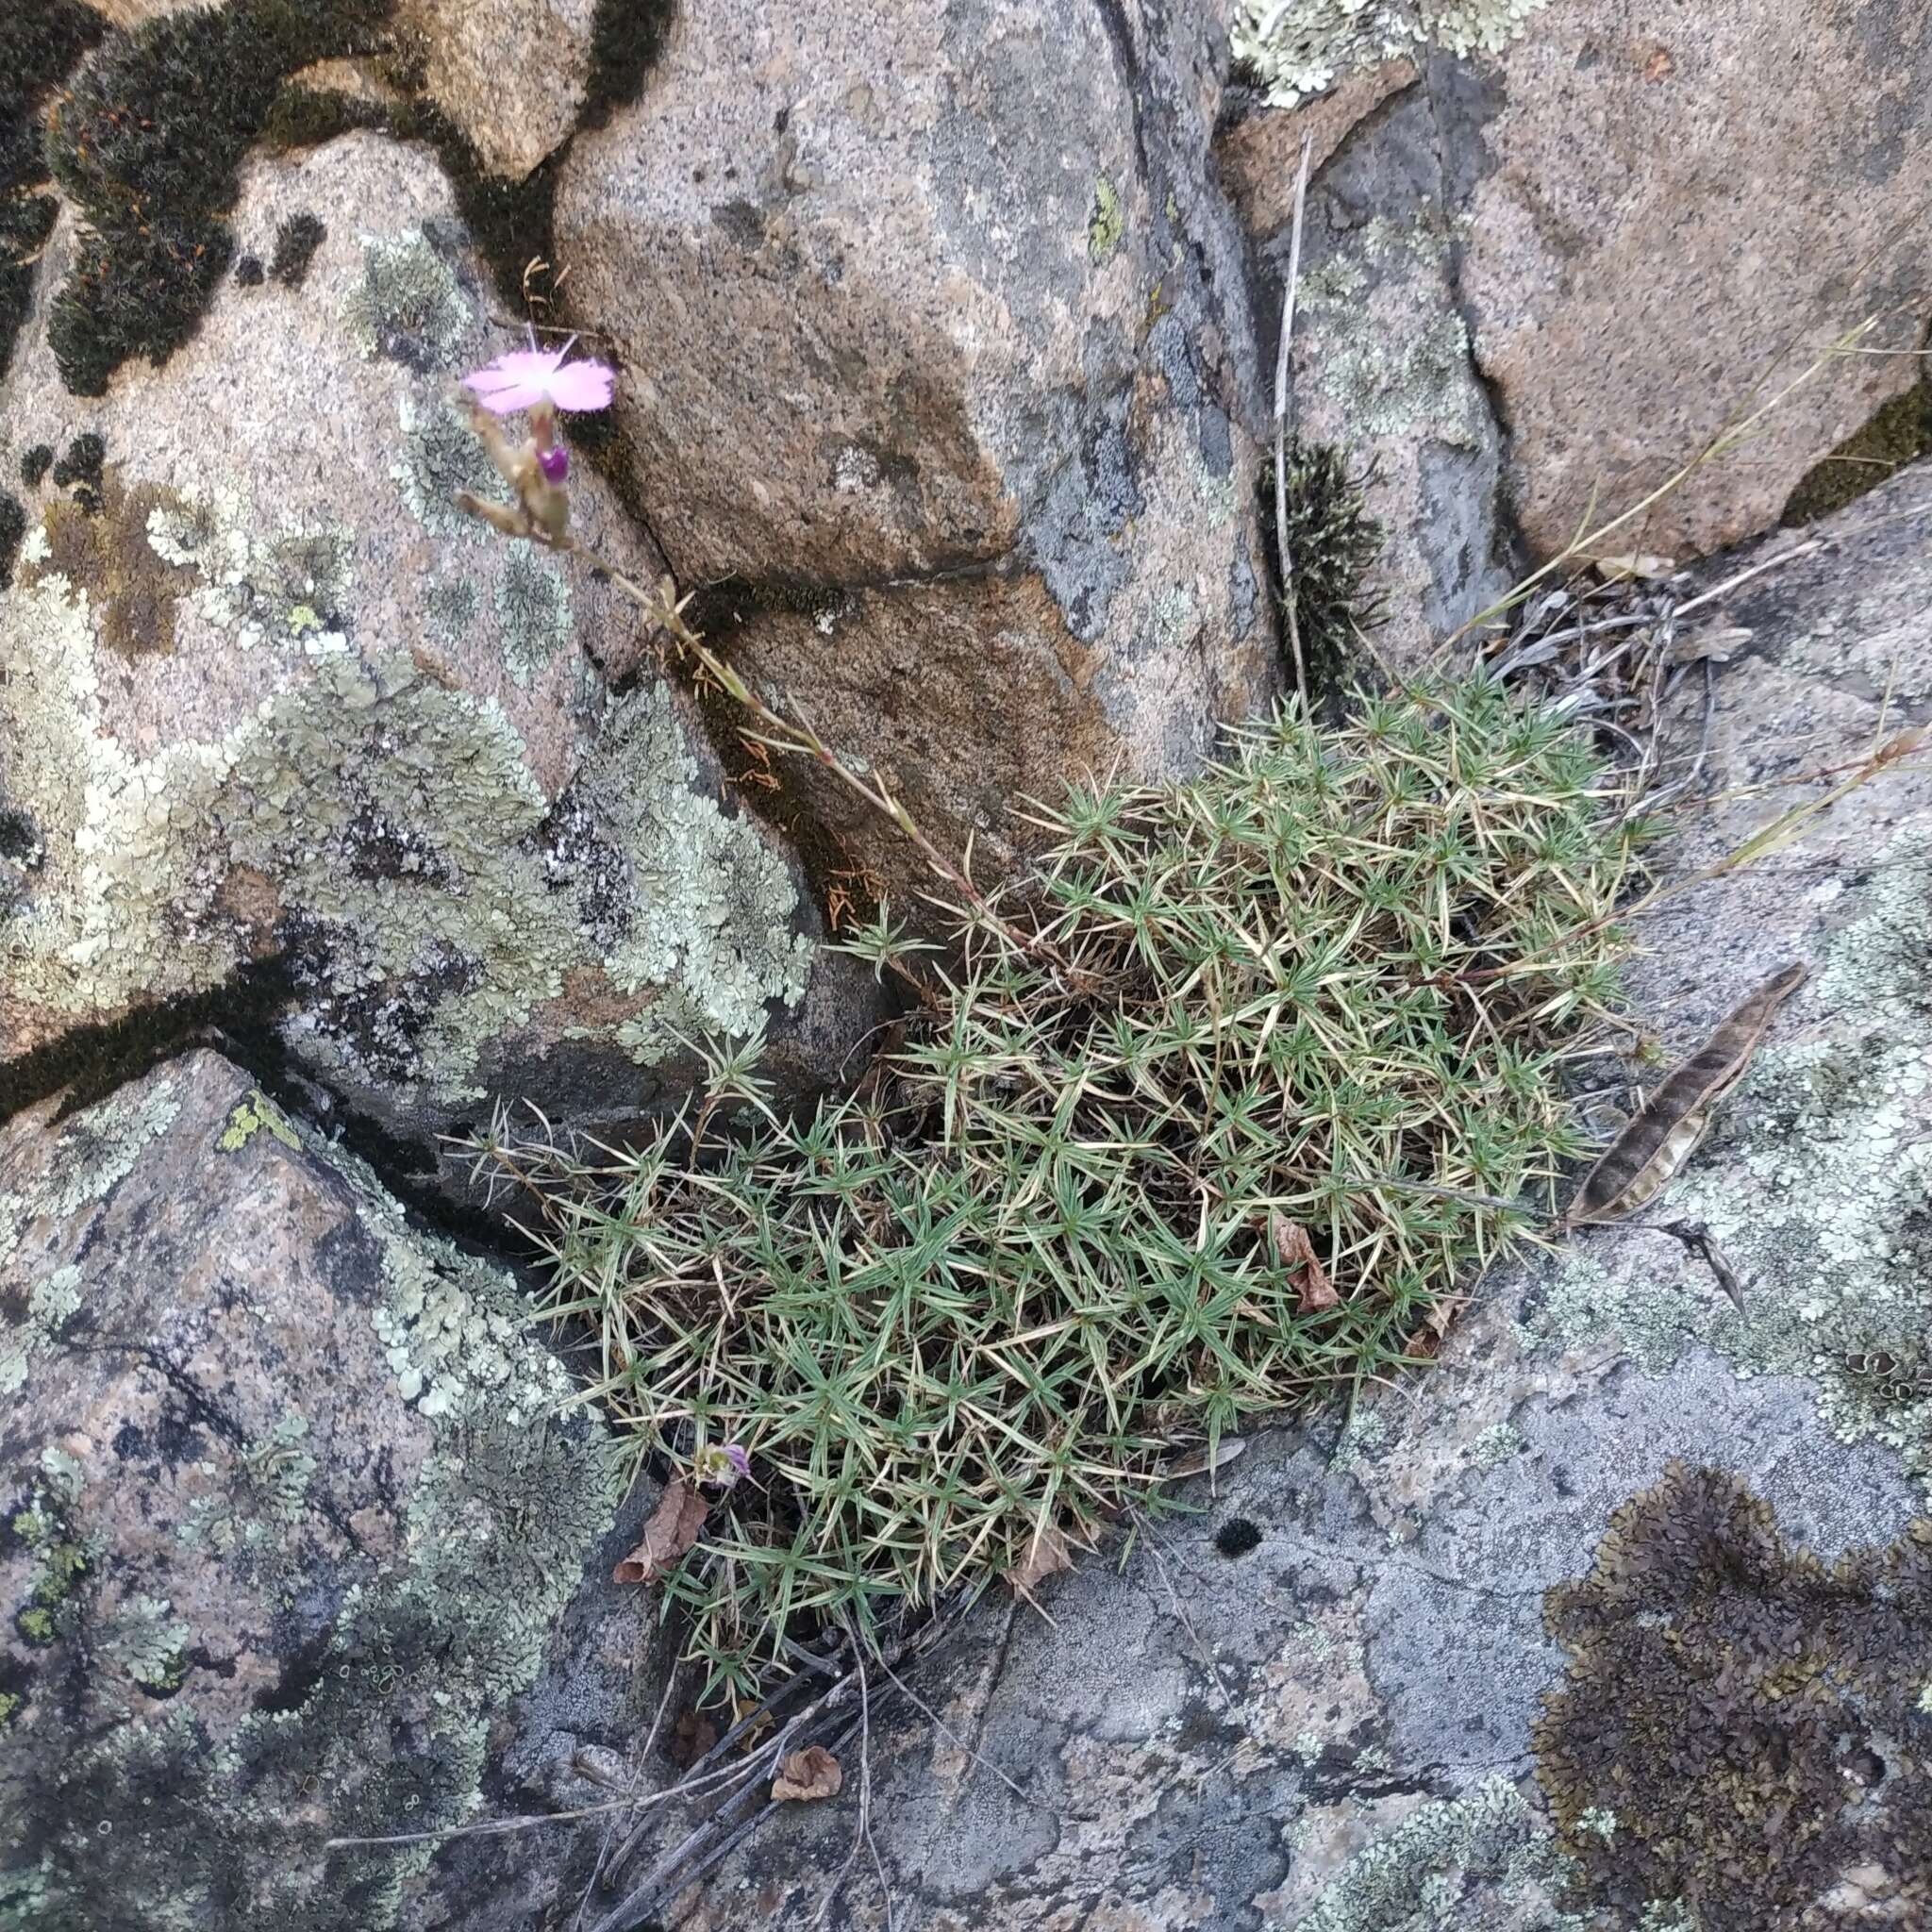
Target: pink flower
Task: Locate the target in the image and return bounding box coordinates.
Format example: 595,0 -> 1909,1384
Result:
463,338 -> 616,415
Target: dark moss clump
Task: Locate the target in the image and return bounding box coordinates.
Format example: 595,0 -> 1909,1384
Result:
234,254 -> 265,288
49,429 -> 104,503
1783,374 -> 1932,525
20,443 -> 54,489
270,210 -> 326,288
1256,439 -> 1386,688
43,0 -> 393,395
1536,1460 -> 1932,1930
0,0 -> 106,379
580,0 -> 678,131
258,83 -> 390,153
0,491 -> 24,591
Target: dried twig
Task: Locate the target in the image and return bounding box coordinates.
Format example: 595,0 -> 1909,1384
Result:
1271,132 -> 1314,698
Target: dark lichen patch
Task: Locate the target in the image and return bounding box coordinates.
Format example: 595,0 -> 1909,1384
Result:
1784,374 -> 1932,526
270,210 -> 326,288
20,444 -> 53,489
22,468 -> 194,659
1536,1461 -> 1932,1930
235,253 -> 266,287
42,0 -> 393,394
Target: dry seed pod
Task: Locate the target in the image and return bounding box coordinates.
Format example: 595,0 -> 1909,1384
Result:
1564,962 -> 1807,1229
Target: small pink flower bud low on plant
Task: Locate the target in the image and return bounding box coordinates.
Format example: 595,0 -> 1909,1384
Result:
692,1442 -> 753,1490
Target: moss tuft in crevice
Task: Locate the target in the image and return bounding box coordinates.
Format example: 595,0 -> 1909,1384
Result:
1783,372 -> 1932,526
1256,439 -> 1387,693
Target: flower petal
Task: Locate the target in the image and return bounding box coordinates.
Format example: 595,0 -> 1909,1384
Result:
545,358 -> 617,412
463,347 -> 567,414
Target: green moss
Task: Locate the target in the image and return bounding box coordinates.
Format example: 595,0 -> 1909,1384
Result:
1783,375 -> 1932,526
0,492 -> 22,591
580,0 -> 678,130
1088,175 -> 1124,265
0,1693 -> 19,1727
1257,439 -> 1386,683
20,445 -> 53,489
42,0 -> 391,394
1536,1461 -> 1932,1928
1524,831 -> 1932,1499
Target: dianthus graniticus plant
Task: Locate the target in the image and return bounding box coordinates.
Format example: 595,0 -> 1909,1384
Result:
451,341 -> 1647,1701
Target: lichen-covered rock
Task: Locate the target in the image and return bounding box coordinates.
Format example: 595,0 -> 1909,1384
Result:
1225,1 -> 1932,644
554,0 -> 1278,900
0,130 -> 871,1196
0,1048 -> 659,1931
604,471 -> 1932,1929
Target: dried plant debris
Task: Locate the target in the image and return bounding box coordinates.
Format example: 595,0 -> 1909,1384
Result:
475,680 -> 1644,1699
1564,964 -> 1807,1229
771,1745 -> 842,1804
1536,1461 -> 1932,1930
613,1475 -> 708,1588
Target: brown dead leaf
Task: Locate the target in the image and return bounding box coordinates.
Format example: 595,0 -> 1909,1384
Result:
1271,1213 -> 1339,1313
669,1708 -> 717,1771
612,1474 -> 708,1586
1008,1523 -> 1073,1596
1642,45 -> 1674,81
772,1745 -> 843,1803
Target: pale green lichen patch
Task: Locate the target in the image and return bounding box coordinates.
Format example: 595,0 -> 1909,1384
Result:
1300,220 -> 1482,445
392,394 -> 503,540
1526,836 -> 1932,1496
1295,1774 -> 1575,1931
3,523 -> 813,1098
147,484 -> 354,652
1088,175 -> 1124,264
2,1107 -> 627,1930
1232,0 -> 1550,108
580,683 -> 815,1065
0,1076 -> 180,1274
0,1267 -> 83,1398
494,544 -> 573,687
346,226 -> 474,370
217,1091 -> 301,1153
108,1595 -> 192,1693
